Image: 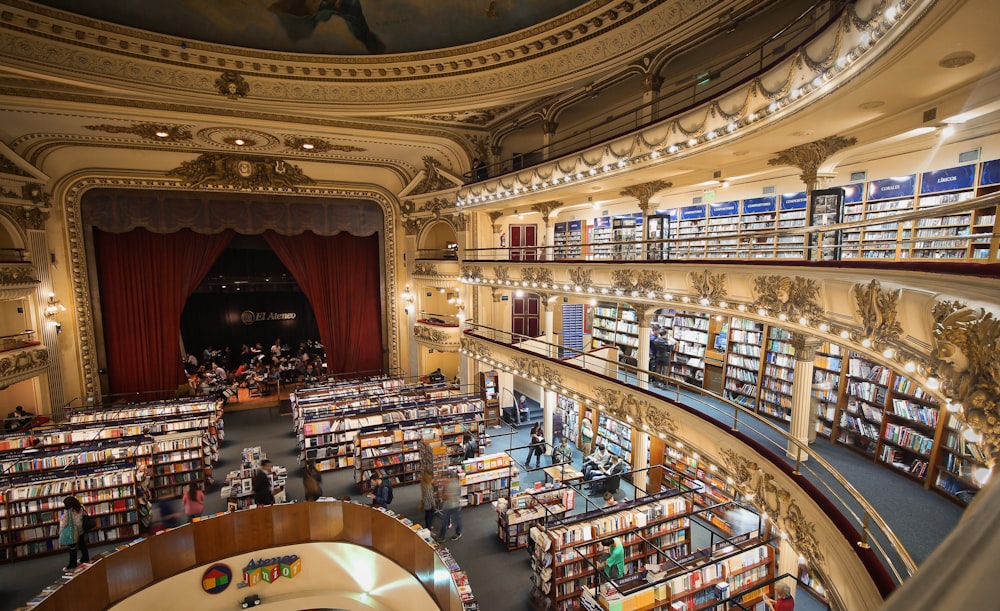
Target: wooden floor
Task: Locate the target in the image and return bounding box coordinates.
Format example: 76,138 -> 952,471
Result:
222,384 -> 294,412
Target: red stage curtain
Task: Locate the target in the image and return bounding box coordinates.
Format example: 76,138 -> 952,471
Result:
95,228 -> 234,397
263,231 -> 384,375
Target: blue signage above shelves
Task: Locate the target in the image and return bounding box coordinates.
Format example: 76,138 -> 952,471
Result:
742,196 -> 776,214
981,159 -> 1000,186
592,216 -> 611,228
567,220 -> 583,231
920,164 -> 975,194
680,204 -> 706,220
867,175 -> 915,201
780,192 -> 807,210
841,183 -> 864,204
710,200 -> 739,217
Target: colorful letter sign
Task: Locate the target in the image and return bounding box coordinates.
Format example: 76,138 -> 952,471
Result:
242,555 -> 302,587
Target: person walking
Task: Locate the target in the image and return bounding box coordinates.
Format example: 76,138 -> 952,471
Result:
437,471 -> 463,541
302,459 -> 323,501
181,482 -> 205,522
420,471 -> 436,529
527,423 -> 545,468
59,496 -> 89,571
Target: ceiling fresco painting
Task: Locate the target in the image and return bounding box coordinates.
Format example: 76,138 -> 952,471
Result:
31,0 -> 592,55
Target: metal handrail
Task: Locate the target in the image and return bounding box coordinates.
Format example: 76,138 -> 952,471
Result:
461,322 -> 918,584
462,189 -> 1000,264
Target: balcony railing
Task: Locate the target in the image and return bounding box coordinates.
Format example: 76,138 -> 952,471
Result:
464,191 -> 1000,265
461,322 -> 916,594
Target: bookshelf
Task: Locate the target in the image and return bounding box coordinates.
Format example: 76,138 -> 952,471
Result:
148,431 -> 208,500
612,214 -> 639,260
0,463 -> 141,562
597,413 -> 633,469
837,353 -> 890,456
592,302 -> 639,365
877,376 -> 938,482
934,411 -> 988,504
911,164 -> 978,259
528,492 -> 692,611
556,395 -> 581,447
354,424 -> 423,491
670,311 -> 709,387
840,184 -> 865,256
553,220 -> 585,259
722,317 -> 764,409
776,192 -> 807,258
705,201 -> 740,259
460,452 -> 517,507
646,213 -> 673,261
495,486 -> 575,550
812,342 -> 844,439
676,204 -> 707,257
740,197 -> 777,258
588,216 -> 613,260
659,538 -> 775,611
758,326 -> 795,422
661,446 -> 739,535
220,447 -> 287,510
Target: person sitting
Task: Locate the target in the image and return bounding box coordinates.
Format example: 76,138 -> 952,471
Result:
428,368 -> 446,383
5,406 -> 36,432
582,444 -> 611,477
552,437 -> 573,465
588,454 -> 626,494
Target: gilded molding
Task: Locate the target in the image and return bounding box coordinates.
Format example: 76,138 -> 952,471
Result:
567,266 -> 594,291
852,279 -> 903,346
0,345 -> 49,388
283,136 -> 366,154
719,448 -> 826,571
931,300 -> 1000,462
459,336 -> 492,360
751,275 -> 824,322
610,269 -> 662,294
402,218 -> 423,236
460,265 -> 483,281
487,211 -> 504,233
83,123 -> 192,141
61,175 -> 400,397
418,196 -> 452,215
521,267 -> 554,287
0,203 -> 49,230
412,262 -> 439,277
689,269 -> 728,302
530,200 -> 562,225
413,324 -> 451,345
619,179 -> 671,211
215,70 -> 250,99
493,265 -> 511,283
410,158 -> 460,196
0,262 -> 38,285
510,356 -> 563,387
767,135 -> 858,189
593,385 -> 677,435
166,153 -> 313,190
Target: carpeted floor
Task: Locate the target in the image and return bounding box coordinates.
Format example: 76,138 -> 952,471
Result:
0,396 -> 961,611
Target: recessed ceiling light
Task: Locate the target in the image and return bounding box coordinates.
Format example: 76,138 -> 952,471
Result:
154,130 -> 169,138
234,139 -> 245,146
301,142 -> 315,150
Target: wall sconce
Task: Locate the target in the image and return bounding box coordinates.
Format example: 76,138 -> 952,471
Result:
401,285 -> 415,315
44,293 -> 66,318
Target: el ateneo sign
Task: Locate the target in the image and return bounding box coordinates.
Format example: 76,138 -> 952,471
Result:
241,310 -> 297,325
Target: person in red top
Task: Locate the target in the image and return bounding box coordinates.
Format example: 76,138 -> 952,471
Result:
182,483 -> 205,522
763,583 -> 795,611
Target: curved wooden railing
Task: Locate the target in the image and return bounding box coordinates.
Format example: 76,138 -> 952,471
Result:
29,502 -> 467,611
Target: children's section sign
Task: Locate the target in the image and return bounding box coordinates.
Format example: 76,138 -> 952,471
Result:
202,563 -> 233,594
242,554 -> 302,587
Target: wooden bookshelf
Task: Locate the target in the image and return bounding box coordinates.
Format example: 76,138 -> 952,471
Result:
670,311 -> 709,388
554,220 -> 585,259
597,413 -> 633,469
460,452 -> 517,507
758,326 -> 794,422
837,353 -> 890,457
495,486 -> 574,550
812,342 -> 844,439
592,302 -> 639,366
722,317 -> 764,410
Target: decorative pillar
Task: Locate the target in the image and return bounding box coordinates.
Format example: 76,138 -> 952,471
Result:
634,304 -> 655,390
640,74 -> 663,123
788,334 -> 823,460
767,135 -> 858,261
777,538 -> 800,599
487,211 -> 504,254
633,430 -> 650,498
543,389 -> 557,457
540,292 -> 556,356
541,120 -> 558,160
530,201 -> 562,261
619,180 -> 671,260
27,228 -> 65,416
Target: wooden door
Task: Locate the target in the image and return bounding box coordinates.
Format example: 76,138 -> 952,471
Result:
512,293 -> 540,339
509,224 -> 538,261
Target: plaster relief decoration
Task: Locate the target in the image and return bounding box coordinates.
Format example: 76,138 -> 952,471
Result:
510,356 -> 563,387
619,179 -> 672,212
412,262 -> 439,277
409,157 -> 460,196
0,204 -> 49,231
521,267 -> 554,288
0,157 -> 32,178
415,104 -> 518,126
931,300 -> 1000,462
402,218 -> 423,235
460,336 -> 491,360
719,448 -> 825,569
167,154 -> 313,190
0,263 -> 38,286
610,269 -> 663,295
767,135 -> 858,190
487,211 -> 504,233
419,197 -> 451,216
84,123 -> 192,141
593,386 -> 678,435
0,346 -> 49,387
567,267 -> 593,291
283,136 -> 366,153
460,265 -> 483,282
852,279 -> 903,347
493,265 -> 511,284
450,211 -> 468,232
689,270 -> 728,303
413,324 -> 449,344
530,200 -> 562,226
215,70 -> 250,99
751,275 -> 824,322
400,200 -> 416,215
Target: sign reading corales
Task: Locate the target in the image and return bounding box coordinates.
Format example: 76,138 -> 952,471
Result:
866,175 -> 915,201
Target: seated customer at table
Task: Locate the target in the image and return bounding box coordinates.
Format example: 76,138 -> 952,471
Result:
587,454 -> 626,494
582,444 -> 611,477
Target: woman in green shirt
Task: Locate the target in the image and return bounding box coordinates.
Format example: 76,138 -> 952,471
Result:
600,537 -> 625,579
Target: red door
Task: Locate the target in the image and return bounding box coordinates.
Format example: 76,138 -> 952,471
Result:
509,224 -> 537,261
512,293 -> 540,339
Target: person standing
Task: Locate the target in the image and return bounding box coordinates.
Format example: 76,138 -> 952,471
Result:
302,459 -> 323,501
461,432 -> 478,460
527,423 -> 545,468
438,471 -> 463,541
253,459 -> 275,506
763,583 -> 795,611
182,482 -> 205,522
59,496 -> 89,570
420,471 -> 436,529
580,418 -> 594,456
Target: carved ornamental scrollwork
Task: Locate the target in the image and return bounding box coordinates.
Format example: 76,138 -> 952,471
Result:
0,263 -> 38,285
689,270 -> 728,302
719,448 -> 826,570
593,386 -> 677,435
460,336 -> 491,360
751,275 -> 825,322
0,345 -> 49,387
521,267 -> 554,287
931,300 -> 1000,461
487,211 -> 505,233
610,269 -> 663,294
852,279 -> 903,346
410,157 -> 459,196
402,218 -> 423,235
411,262 -> 438,277
509,356 -> 563,387
567,267 -> 594,291
0,204 -> 49,231
215,70 -> 250,99
413,325 -> 449,343
460,265 -> 483,281
767,135 -> 858,190
619,179 -> 672,213
451,212 -> 468,232
167,154 -> 313,190
84,123 -> 192,141
419,196 -> 451,216
530,201 -> 562,226
283,136 -> 365,153
493,265 -> 511,283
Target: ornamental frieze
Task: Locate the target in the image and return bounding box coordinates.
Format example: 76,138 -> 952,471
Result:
0,346 -> 49,387
593,386 -> 677,436
412,324 -> 450,344
719,448 -> 825,570
84,123 -> 192,141
493,265 -> 511,283
0,204 -> 49,231
166,154 -> 313,191
689,270 -> 728,302
521,267 -> 554,287
0,263 -> 38,285
567,267 -> 594,291
509,356 -> 562,387
459,336 -> 491,360
461,265 -> 483,281
411,262 -> 438,277
611,269 -> 663,294
752,275 -> 824,322
852,279 -> 903,346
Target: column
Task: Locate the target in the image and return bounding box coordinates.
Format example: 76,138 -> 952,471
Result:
27,229 -> 65,416
639,74 -> 663,124
632,431 -> 650,498
541,294 -> 556,358
777,537 -> 800,599
497,369 -> 514,419
541,120 -> 558,161
635,305 -> 654,390
788,334 -> 822,461
543,389 -> 557,459
491,287 -> 511,341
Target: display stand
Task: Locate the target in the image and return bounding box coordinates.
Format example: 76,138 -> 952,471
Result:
479,371 -> 501,427
220,447 -> 286,510
494,485 -> 575,550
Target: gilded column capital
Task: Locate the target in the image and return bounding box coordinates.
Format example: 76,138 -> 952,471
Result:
767,135 -> 857,192
620,180 -> 672,213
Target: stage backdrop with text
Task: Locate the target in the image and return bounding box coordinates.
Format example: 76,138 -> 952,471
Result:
181,292 -> 320,359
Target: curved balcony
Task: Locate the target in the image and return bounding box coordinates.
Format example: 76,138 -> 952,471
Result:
0,260 -> 40,301
413,316 -> 462,352
0,342 -> 48,387
460,324 -> 912,610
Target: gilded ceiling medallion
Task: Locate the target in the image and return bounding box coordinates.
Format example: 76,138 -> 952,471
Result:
83,123 -> 192,141
197,128 -> 280,151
